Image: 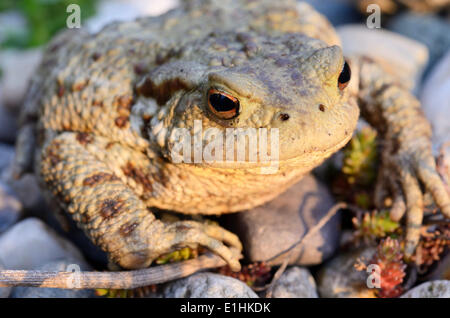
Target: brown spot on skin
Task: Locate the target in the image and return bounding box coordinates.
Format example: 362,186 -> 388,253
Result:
81,215 -> 89,224
47,149 -> 61,166
391,138 -> 401,155
115,116 -> 129,128
73,80 -> 88,92
92,99 -> 103,107
155,48 -> 180,65
119,222 -> 138,237
136,77 -> 190,105
117,95 -> 133,110
134,63 -> 148,75
46,141 -> 62,165
122,162 -> 153,192
319,104 -> 326,112
83,172 -> 118,186
76,132 -> 93,145
142,114 -> 153,122
54,190 -> 70,204
175,224 -> 192,231
155,171 -> 169,187
57,85 -> 65,97
92,52 -> 101,61
105,142 -> 115,150
62,122 -> 71,130
100,199 -> 124,219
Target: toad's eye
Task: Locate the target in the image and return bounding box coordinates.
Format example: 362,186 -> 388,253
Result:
338,61 -> 351,91
207,88 -> 240,119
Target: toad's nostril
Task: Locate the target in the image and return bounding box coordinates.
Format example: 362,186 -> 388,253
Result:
279,113 -> 290,121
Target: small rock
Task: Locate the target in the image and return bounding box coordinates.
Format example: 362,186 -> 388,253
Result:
401,280 -> 450,298
0,217 -> 87,270
303,0 -> 361,26
338,24 -> 429,92
0,49 -> 42,112
428,253 -> 450,281
224,174 -> 340,266
53,214 -> 109,268
163,273 -> 258,298
0,260 -> 11,298
86,0 -> 179,33
10,259 -> 95,298
388,13 -> 450,74
270,267 -> 318,298
317,247 -> 377,298
1,172 -> 45,214
420,50 -> 450,154
0,181 -> 23,233
0,107 -> 17,144
0,143 -> 14,176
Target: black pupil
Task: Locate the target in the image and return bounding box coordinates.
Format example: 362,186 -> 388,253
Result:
338,61 -> 351,84
209,93 -> 238,112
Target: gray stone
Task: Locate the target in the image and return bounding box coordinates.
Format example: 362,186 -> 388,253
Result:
303,0 -> 361,26
0,106 -> 18,144
388,13 -> 450,75
401,280 -> 450,298
428,253 -> 450,281
0,260 -> 11,298
317,247 -> 378,298
163,273 -> 258,298
86,0 -> 179,33
0,49 -> 42,112
224,174 -> 340,266
420,51 -> 450,155
0,181 -> 23,233
0,143 -> 14,173
338,24 -> 429,92
10,259 -> 95,298
1,171 -> 45,214
270,267 -> 318,298
0,217 -> 87,270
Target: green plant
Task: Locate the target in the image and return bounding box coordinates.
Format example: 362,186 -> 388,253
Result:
342,126 -> 378,186
352,210 -> 400,244
155,246 -> 199,265
95,285 -> 158,298
0,0 -> 98,49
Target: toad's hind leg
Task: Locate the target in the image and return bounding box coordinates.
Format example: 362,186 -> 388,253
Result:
39,132 -> 241,270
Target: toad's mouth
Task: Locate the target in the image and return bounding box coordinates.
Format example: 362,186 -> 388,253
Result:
169,130 -> 354,175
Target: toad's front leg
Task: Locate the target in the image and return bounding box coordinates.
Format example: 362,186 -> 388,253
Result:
39,132 -> 242,270
350,56 -> 450,258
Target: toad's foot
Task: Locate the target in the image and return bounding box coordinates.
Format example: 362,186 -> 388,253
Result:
376,134 -> 450,258
159,220 -> 242,271
40,132 -> 242,271
355,55 -> 450,259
